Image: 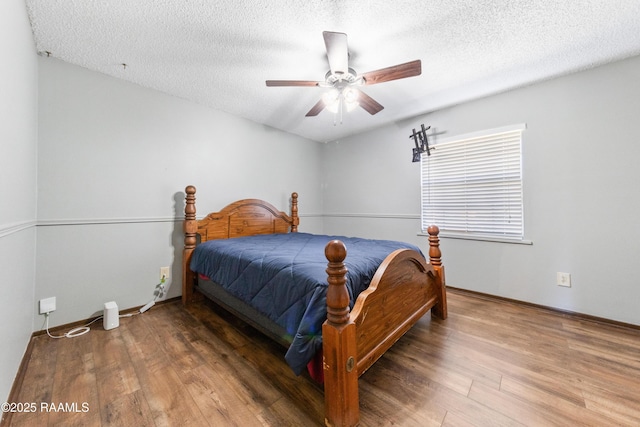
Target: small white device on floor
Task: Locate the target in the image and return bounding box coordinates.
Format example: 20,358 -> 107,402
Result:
103,301 -> 119,330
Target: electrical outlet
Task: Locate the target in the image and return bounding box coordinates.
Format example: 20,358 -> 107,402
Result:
39,297 -> 56,314
557,272 -> 571,287
160,266 -> 170,280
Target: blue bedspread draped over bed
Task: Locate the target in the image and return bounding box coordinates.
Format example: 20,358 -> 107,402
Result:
189,232 -> 423,375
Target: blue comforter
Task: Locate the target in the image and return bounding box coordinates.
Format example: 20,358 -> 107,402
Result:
189,232 -> 423,374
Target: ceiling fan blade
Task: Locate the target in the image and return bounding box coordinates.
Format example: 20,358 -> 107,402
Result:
323,31 -> 349,76
266,80 -> 321,87
357,90 -> 384,115
305,99 -> 326,117
361,59 -> 422,85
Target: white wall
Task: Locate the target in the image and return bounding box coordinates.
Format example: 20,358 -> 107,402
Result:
36,57 -> 324,327
0,0 -> 38,403
322,55 -> 640,326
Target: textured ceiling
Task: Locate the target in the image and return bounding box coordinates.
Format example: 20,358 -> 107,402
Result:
26,0 -> 640,142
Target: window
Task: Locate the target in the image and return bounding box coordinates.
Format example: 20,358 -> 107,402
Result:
421,124 -> 525,242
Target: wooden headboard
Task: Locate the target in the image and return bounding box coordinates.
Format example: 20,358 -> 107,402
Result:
182,185 -> 299,303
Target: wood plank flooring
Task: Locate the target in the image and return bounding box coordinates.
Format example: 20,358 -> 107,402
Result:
4,289 -> 640,426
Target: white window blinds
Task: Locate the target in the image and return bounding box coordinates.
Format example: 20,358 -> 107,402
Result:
421,124 -> 525,241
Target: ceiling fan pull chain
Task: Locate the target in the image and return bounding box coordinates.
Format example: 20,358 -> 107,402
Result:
335,94 -> 344,126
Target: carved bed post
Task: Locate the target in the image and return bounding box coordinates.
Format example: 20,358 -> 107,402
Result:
182,185 -> 198,304
427,225 -> 448,319
291,192 -> 299,232
323,240 -> 359,427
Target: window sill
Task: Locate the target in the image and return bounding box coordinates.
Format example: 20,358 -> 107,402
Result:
418,232 -> 532,245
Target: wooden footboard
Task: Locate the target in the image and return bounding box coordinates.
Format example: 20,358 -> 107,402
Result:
323,226 -> 447,427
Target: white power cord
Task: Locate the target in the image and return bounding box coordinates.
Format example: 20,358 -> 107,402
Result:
44,311 -> 139,339
140,275 -> 168,313
44,313 -> 102,338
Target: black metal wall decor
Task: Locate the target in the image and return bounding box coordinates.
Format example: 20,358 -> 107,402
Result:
410,124 -> 433,162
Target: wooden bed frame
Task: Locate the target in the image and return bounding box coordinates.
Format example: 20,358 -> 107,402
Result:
182,185 -> 447,426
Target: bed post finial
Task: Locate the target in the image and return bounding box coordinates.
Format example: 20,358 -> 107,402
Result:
427,225 -> 441,267
183,186 -> 197,304
291,192 -> 299,232
325,240 -> 349,325
184,186 -> 197,249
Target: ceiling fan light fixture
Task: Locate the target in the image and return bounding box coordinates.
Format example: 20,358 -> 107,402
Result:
323,88 -> 341,113
345,100 -> 359,112
323,86 -> 359,114
343,87 -> 359,112
343,87 -> 358,102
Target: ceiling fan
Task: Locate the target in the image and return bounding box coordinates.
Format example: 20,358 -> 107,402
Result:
266,31 -> 422,118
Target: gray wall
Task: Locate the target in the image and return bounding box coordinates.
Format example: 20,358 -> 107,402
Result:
0,0 -> 38,402
322,55 -> 640,326
36,57 -> 324,327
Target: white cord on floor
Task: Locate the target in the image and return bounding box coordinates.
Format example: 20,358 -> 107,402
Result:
44,311 -> 140,339
45,313 -> 100,338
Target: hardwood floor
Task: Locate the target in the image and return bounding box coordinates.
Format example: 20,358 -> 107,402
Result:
4,289 -> 640,426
